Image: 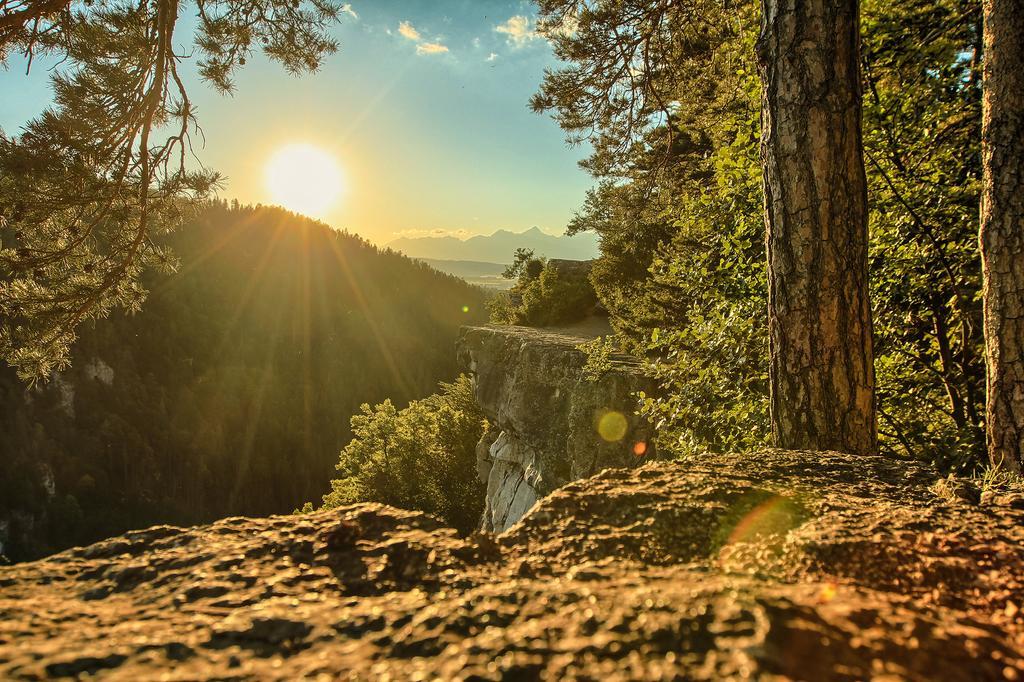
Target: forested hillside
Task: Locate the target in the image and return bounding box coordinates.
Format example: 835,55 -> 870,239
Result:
0,203 -> 487,561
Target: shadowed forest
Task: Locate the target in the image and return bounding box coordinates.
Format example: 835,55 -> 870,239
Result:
0,203 -> 486,558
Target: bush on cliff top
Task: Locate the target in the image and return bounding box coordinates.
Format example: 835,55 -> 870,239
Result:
312,375 -> 486,534
489,250 -> 598,327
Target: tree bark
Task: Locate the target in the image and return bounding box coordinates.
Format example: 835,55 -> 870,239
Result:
755,0 -> 877,454
981,0 -> 1024,470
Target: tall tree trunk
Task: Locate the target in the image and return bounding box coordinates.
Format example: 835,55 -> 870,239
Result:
755,0 -> 877,454
981,0 -> 1024,470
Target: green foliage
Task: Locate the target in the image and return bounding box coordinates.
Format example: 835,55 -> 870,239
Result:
0,0 -> 346,381
489,256 -> 598,327
0,203 -> 488,561
535,0 -> 769,456
502,248 -> 543,281
977,467 -> 1024,494
861,0 -> 985,470
320,375 -> 486,534
580,336 -> 619,381
639,105 -> 770,456
536,0 -> 986,471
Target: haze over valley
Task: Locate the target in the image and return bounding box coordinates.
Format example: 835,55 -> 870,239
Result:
388,226 -> 600,288
388,226 -> 600,263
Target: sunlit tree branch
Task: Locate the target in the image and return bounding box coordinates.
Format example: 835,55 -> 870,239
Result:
0,0 -> 344,381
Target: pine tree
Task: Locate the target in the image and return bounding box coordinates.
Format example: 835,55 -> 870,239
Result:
0,1 -> 344,381
755,0 -> 877,454
980,0 -> 1024,469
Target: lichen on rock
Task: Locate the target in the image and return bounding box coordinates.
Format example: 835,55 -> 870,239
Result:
2,449 -> 1023,680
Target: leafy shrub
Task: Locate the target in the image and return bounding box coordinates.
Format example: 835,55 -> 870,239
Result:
638,128 -> 771,457
489,250 -> 598,327
318,375 -> 486,534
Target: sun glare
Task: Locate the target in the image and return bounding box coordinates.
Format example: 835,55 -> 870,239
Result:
265,143 -> 344,219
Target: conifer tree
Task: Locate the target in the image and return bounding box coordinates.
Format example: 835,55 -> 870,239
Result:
980,0 -> 1024,469
0,1 -> 344,381
755,0 -> 877,454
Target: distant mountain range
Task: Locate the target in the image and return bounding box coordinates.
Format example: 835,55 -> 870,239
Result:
387,227 -> 600,263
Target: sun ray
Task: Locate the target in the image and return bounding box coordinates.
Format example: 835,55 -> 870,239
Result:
210,211 -> 291,363
150,205 -> 264,298
323,234 -> 415,401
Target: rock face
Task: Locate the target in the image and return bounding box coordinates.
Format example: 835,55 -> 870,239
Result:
2,449 -> 1023,680
457,324 -> 655,532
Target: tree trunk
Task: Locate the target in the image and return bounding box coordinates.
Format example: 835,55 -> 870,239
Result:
981,0 -> 1024,470
755,0 -> 877,454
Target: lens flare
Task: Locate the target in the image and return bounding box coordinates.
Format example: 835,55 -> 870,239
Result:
596,410 -> 628,442
724,495 -> 803,546
633,441 -> 648,457
819,583 -> 837,603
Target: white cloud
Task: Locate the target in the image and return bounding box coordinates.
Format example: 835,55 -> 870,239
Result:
397,20 -> 450,56
417,41 -> 449,55
486,52 -> 499,62
472,37 -> 481,48
395,228 -> 472,240
495,15 -> 539,48
398,21 -> 421,41
341,4 -> 358,20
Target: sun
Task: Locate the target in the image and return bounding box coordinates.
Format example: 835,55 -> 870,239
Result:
265,143 -> 344,219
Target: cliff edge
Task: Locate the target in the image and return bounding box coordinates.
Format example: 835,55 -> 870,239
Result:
457,324 -> 655,532
2,449 -> 1023,680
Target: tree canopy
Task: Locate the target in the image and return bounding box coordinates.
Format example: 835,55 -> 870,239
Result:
0,0 -> 344,381
318,374 -> 487,535
534,0 -> 988,470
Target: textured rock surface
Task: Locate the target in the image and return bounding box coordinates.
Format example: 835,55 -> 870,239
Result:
2,449 -> 1023,680
458,324 -> 654,531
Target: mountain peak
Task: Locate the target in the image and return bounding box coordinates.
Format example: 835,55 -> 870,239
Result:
386,226 -> 599,263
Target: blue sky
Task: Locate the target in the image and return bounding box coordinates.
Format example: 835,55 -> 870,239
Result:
0,0 -> 593,245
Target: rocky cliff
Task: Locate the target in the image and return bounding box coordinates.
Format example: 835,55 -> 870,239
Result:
2,449 -> 1023,680
457,324 -> 655,532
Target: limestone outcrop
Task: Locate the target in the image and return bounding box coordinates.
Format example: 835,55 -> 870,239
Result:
457,324 -> 655,532
2,449 -> 1023,680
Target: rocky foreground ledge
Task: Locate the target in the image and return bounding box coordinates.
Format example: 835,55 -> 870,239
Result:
2,450 -> 1024,680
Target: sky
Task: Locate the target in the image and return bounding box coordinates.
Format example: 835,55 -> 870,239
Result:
0,0 -> 594,246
